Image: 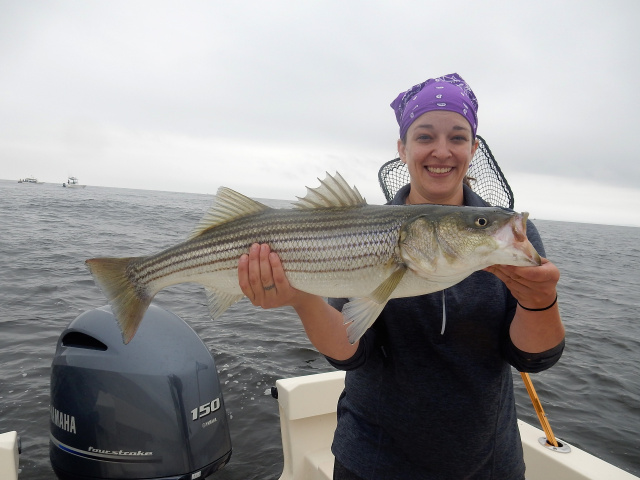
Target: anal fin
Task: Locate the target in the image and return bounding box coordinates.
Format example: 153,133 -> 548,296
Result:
369,265 -> 407,304
344,298 -> 386,344
205,287 -> 244,319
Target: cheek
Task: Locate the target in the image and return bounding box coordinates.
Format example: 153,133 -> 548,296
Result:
403,143 -> 424,162
455,148 -> 473,166
404,152 -> 423,171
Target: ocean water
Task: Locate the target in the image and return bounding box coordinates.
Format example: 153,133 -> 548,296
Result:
0,179 -> 638,479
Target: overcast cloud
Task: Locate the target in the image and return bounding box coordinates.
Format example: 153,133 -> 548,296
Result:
1,0 -> 639,226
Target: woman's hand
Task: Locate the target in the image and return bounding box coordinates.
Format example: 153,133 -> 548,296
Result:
238,243 -> 305,309
237,243 -> 359,360
484,257 -> 559,310
485,258 -> 564,353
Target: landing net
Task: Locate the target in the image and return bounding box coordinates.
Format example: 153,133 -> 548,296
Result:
377,135 -> 514,209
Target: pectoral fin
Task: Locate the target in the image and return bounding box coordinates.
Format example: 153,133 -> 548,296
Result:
369,265 -> 407,303
343,266 -> 407,344
205,287 -> 244,319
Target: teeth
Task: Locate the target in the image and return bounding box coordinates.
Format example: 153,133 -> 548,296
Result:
427,166 -> 452,174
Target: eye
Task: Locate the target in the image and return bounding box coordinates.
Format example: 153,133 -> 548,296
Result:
475,217 -> 489,228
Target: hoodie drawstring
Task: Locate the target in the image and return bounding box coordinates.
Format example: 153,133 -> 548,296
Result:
441,289 -> 447,335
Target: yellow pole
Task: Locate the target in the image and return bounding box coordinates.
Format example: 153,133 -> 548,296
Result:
520,372 -> 559,447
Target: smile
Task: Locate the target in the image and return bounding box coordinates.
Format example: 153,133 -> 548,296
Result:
426,166 -> 453,174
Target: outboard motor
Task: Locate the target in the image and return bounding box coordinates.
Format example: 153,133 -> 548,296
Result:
50,304 -> 232,480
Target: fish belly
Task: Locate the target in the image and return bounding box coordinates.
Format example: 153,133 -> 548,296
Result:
148,258 -> 396,300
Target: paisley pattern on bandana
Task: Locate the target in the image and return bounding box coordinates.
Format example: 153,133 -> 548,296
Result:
390,73 -> 478,140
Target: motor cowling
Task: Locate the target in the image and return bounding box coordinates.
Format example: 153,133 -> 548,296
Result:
50,304 -> 231,480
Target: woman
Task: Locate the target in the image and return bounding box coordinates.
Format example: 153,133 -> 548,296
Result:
238,73 -> 565,479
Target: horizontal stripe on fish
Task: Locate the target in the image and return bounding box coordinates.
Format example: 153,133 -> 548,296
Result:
130,208 -> 406,285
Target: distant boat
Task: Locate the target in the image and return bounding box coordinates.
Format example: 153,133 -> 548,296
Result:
18,176 -> 44,184
63,177 -> 86,189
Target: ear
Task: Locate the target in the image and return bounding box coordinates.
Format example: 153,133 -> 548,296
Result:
397,139 -> 407,163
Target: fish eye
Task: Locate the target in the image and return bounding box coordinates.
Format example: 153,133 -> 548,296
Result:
475,217 -> 489,228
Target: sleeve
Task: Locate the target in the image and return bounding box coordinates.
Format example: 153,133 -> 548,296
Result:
325,330 -> 376,371
504,338 -> 565,373
502,219 -> 565,372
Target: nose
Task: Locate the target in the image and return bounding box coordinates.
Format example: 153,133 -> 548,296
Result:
432,138 -> 451,159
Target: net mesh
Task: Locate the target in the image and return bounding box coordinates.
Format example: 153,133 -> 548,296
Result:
377,135 -> 514,209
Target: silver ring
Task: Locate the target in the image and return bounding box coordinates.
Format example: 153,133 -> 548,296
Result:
263,284 -> 276,291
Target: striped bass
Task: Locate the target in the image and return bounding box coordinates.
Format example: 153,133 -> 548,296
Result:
86,172 -> 541,344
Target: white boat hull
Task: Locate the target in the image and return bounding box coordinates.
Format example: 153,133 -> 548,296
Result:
0,431 -> 19,480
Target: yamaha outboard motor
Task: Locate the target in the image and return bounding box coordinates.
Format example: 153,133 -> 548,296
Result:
50,304 -> 232,480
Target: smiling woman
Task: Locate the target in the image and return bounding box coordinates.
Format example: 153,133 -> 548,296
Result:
398,110 -> 478,206
391,73 -> 480,207
326,74 -> 564,480
237,72 -> 566,480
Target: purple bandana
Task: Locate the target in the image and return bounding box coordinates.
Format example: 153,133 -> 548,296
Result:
390,73 -> 478,140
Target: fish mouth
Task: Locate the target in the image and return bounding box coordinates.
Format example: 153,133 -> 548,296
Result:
512,213 -> 541,266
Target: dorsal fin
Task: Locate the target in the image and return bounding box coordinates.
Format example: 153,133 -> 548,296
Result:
188,187 -> 271,240
293,172 -> 367,209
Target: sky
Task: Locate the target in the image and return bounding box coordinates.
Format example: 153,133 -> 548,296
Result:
1,0 -> 639,227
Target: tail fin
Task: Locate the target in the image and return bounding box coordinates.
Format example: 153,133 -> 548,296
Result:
85,257 -> 152,344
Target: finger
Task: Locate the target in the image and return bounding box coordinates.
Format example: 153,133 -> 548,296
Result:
237,254 -> 253,299
485,265 -> 535,298
269,251 -> 288,289
487,258 -> 556,284
268,250 -> 308,309
487,262 -> 558,307
512,258 -> 556,281
485,265 -> 522,285
247,243 -> 264,301
260,244 -> 276,291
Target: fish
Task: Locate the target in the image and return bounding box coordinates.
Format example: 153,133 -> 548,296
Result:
86,172 -> 541,345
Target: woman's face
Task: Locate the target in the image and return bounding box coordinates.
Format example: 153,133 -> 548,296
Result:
398,110 -> 478,206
